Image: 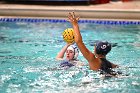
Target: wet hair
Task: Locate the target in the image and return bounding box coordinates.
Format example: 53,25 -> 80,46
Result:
95,41 -> 111,55
100,58 -> 122,76
100,58 -> 113,75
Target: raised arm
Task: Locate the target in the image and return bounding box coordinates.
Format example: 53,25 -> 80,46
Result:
56,43 -> 71,60
68,12 -> 96,62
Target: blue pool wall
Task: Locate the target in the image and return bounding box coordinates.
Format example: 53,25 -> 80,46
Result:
0,18 -> 140,25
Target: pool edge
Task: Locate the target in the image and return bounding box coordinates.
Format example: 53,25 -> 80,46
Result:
0,8 -> 140,20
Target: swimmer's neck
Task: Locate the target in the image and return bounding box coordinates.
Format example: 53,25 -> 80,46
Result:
66,59 -> 77,62
96,54 -> 106,59
66,59 -> 74,61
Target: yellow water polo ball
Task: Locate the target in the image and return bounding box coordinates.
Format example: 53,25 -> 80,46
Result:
62,28 -> 75,43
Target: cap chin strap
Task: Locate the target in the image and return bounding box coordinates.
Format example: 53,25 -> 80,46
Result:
73,46 -> 79,60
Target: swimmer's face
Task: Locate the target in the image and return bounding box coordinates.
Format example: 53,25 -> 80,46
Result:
66,49 -> 75,60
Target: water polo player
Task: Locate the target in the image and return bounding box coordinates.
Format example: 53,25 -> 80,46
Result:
68,12 -> 119,75
56,43 -> 84,69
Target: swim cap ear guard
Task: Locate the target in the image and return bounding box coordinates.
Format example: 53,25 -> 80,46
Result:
67,44 -> 79,60
95,41 -> 111,55
73,46 -> 79,59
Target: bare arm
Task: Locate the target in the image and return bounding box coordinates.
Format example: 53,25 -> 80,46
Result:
68,12 -> 96,62
56,43 -> 71,60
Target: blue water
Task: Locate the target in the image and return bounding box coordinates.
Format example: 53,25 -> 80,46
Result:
0,19 -> 140,93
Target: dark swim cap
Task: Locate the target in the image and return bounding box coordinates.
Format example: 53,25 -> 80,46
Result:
95,41 -> 111,55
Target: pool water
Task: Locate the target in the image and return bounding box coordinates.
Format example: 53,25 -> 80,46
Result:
0,19 -> 140,93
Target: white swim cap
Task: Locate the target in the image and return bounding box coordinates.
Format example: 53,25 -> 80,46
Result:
67,44 -> 79,59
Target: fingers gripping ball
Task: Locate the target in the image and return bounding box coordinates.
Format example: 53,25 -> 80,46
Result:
62,28 -> 75,43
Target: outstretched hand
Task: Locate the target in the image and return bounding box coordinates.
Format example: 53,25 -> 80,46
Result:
67,12 -> 80,25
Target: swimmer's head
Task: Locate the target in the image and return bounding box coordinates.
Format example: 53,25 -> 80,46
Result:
95,41 -> 111,55
67,44 -> 79,60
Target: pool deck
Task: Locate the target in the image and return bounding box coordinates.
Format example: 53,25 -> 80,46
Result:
0,1 -> 140,21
